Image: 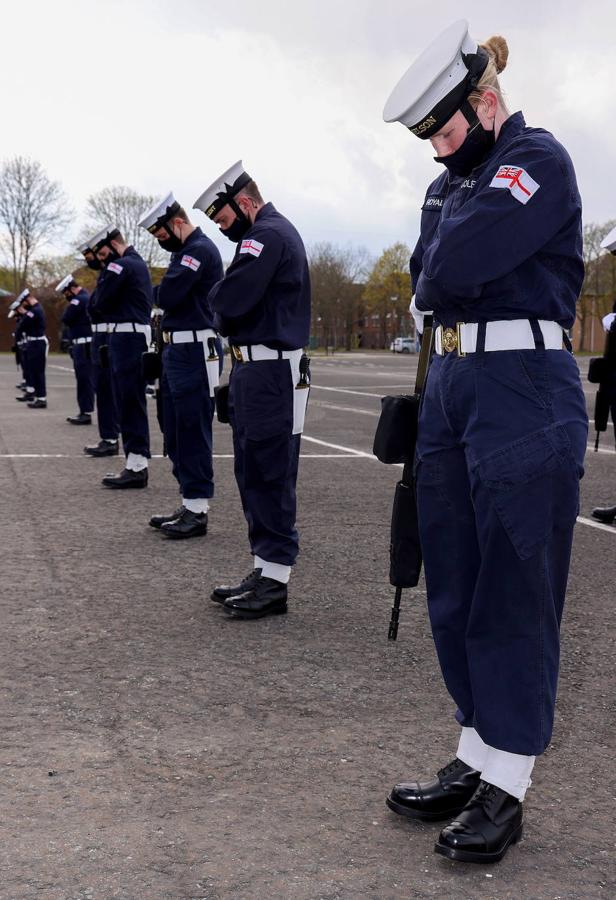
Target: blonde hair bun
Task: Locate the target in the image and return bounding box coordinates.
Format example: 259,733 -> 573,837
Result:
481,35 -> 509,74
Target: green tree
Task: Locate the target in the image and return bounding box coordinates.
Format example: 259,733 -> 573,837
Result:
362,242 -> 412,347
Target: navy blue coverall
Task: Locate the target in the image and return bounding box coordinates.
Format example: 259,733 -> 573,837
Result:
158,227 -> 224,501
89,285 -> 120,442
412,112 -> 588,756
20,303 -> 47,399
209,203 -> 311,567
91,247 -> 153,459
62,288 -> 94,415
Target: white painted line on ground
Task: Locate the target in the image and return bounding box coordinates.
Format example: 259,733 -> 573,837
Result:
302,434 -> 378,460
587,443 -> 615,455
312,401 -> 380,417
48,364 -> 74,373
310,385 -> 383,399
0,452 -> 361,460
576,516 -> 616,535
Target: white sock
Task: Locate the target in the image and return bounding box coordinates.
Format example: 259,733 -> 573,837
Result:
126,452 -> 148,472
456,727 -> 489,772
254,555 -> 291,584
183,497 -> 209,514
481,747 -> 535,801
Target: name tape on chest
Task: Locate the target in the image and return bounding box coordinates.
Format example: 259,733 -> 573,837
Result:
489,165 -> 540,205
240,238 -> 264,258
180,255 -> 201,271
107,262 -> 124,275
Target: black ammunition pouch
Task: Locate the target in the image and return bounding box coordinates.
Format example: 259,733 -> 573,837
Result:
373,395 -> 420,465
215,384 -> 230,424
588,357 -> 608,384
98,343 -> 110,369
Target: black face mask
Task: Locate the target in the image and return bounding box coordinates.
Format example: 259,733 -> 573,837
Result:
86,257 -> 102,271
221,211 -> 251,243
157,224 -> 184,253
434,112 -> 496,178
103,248 -> 120,266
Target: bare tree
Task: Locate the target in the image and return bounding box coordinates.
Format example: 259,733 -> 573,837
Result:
0,156 -> 72,292
309,243 -> 370,350
84,186 -> 167,267
579,221 -> 616,350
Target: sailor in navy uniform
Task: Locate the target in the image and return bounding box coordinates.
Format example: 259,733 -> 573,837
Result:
382,20 -> 588,863
138,192 -> 224,538
78,239 -> 120,457
90,227 -> 153,488
194,162 -> 311,619
15,289 -> 48,409
9,300 -> 31,400
591,227 -> 616,524
56,274 -> 94,425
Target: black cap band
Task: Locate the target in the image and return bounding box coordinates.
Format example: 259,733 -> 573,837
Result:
409,45 -> 489,139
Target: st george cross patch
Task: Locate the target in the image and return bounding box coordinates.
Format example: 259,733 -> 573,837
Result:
180,255 -> 201,271
107,262 -> 123,275
240,239 -> 264,258
489,165 -> 540,205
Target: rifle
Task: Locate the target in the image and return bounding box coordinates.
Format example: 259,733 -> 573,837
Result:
588,321 -> 616,450
142,305 -> 166,455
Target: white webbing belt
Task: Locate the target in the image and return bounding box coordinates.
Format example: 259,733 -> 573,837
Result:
234,344 -> 303,363
92,323 -> 111,333
111,322 -> 151,335
163,328 -> 219,397
73,337 -> 93,344
434,320 -> 565,356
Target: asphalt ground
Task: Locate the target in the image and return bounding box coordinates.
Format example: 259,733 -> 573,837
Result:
0,350 -> 614,900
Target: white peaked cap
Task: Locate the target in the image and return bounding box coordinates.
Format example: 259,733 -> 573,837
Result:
56,274 -> 75,293
138,192 -> 181,233
90,225 -> 120,251
383,20 -> 489,138
193,161 -> 252,219
8,299 -> 20,318
16,288 -> 30,304
600,225 -> 616,253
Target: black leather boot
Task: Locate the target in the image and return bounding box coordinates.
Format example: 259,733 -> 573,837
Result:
85,440 -> 119,457
591,504 -> 616,525
102,468 -> 148,489
160,508 -> 208,539
434,780 -> 523,863
211,568 -> 263,604
67,413 -> 92,425
223,576 -> 288,619
387,758 -> 481,822
27,399 -> 47,409
149,506 -> 185,529
16,393 -> 34,402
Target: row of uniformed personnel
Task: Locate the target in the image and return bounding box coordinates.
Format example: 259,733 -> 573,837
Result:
12,162 -> 311,621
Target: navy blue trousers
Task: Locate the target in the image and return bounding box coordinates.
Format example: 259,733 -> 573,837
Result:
229,359 -> 300,566
161,342 -> 216,499
108,333 -> 150,458
416,347 -> 588,756
92,334 -> 119,441
24,340 -> 47,398
71,343 -> 94,414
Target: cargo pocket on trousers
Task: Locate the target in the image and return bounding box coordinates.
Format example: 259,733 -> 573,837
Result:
473,424 -> 578,560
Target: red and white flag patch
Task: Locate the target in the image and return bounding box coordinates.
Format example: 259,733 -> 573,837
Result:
240,238 -> 264,258
107,262 -> 123,275
180,254 -> 201,271
489,165 -> 540,205
70,298 -> 80,305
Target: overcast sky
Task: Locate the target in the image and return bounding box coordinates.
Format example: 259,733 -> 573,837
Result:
2,0 -> 615,262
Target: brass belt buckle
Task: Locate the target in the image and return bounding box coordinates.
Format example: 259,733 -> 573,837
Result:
441,327 -> 458,354
162,331 -> 171,344
232,345 -> 244,362
456,322 -> 466,357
